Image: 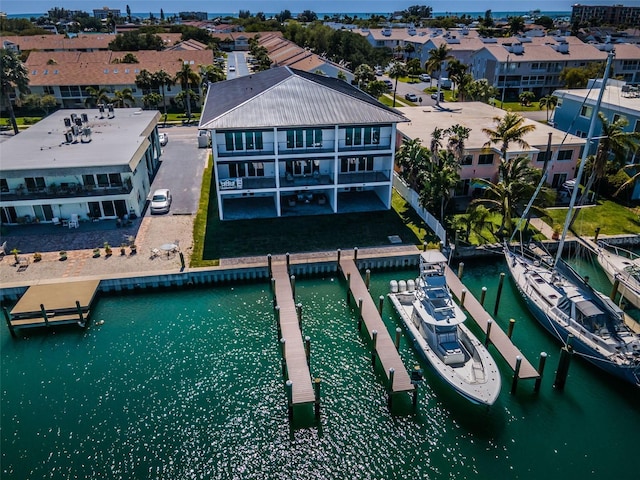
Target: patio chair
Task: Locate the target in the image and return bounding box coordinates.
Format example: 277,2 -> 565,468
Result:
0,241 -> 6,257
68,214 -> 79,228
150,248 -> 160,259
52,217 -> 61,226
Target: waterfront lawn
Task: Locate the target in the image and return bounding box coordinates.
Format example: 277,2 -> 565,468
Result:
546,200 -> 640,237
194,186 -> 439,264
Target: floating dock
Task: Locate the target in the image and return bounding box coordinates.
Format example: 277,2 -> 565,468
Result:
339,257 -> 415,395
270,263 -> 316,407
443,266 -> 539,379
6,279 -> 100,333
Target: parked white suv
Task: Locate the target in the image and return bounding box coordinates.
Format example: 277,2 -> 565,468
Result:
418,73 -> 431,82
150,189 -> 172,214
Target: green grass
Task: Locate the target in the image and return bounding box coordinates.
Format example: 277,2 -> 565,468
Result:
546,200 -> 640,237
499,101 -> 550,113
192,180 -> 440,262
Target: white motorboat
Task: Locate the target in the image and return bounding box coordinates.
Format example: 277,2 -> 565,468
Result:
596,240 -> 640,309
388,250 -> 501,406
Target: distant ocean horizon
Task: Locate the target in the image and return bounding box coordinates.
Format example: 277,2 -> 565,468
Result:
6,10 -> 572,21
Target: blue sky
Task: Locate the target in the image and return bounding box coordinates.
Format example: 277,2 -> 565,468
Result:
1,0 -> 630,15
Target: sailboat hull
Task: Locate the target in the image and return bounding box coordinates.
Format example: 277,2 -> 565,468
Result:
596,244 -> 640,310
505,247 -> 640,387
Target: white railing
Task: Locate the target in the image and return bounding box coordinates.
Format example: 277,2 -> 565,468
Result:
392,173 -> 447,245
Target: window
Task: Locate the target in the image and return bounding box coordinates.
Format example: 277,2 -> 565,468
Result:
224,131 -> 244,151
306,129 -> 323,147
345,127 -> 362,146
613,114 -> 624,123
109,173 -> 122,186
537,151 -> 552,163
0,179 -> 8,192
635,120 -> 640,133
558,150 -> 573,161
580,105 -> 593,118
340,156 -> 373,173
363,127 -> 380,145
83,174 -> 96,187
478,153 -> 494,165
461,154 -> 473,166
245,131 -> 263,150
286,129 -> 304,149
552,173 -> 567,188
24,177 -> 45,192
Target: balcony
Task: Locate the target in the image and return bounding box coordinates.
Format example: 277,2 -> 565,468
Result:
217,142 -> 276,157
276,142 -> 335,156
1,183 -> 133,202
280,172 -> 333,188
338,137 -> 392,152
218,177 -> 276,191
338,170 -> 390,184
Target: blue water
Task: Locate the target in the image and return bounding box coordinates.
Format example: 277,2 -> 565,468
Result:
2,255 -> 639,479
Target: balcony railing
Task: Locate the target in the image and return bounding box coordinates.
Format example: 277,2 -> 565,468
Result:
280,173 -> 333,187
216,142 -> 276,157
1,183 -> 133,201
338,170 -> 391,184
276,143 -> 335,155
337,137 -> 392,152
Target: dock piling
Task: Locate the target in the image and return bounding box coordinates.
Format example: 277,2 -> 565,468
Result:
394,327 -> 402,350
365,269 -> 371,290
75,300 -> 85,327
457,262 -> 464,279
275,306 -> 281,338
353,247 -> 358,263
534,352 -> 547,392
372,330 -> 378,366
594,227 -> 601,242
610,278 -> 620,302
39,304 -> 49,327
554,345 -> 573,391
296,303 -> 302,328
3,307 -> 16,338
485,319 -> 492,346
286,253 -> 290,272
305,336 -> 311,366
511,355 -> 522,394
267,254 -> 272,277
480,286 -> 487,306
358,298 -> 363,331
507,318 -> 516,339
460,289 -> 466,309
290,275 -> 296,300
378,295 -> 384,315
337,248 -> 341,265
494,273 -> 505,316
286,380 -> 293,419
346,273 -> 351,305
314,378 -> 321,418
388,368 -> 395,408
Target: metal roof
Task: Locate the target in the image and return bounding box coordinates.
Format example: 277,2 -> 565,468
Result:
199,66 -> 408,130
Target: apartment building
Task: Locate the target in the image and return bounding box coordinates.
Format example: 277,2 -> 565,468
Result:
571,3 -> 640,26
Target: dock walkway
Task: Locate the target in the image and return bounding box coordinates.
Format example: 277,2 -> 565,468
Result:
444,266 -> 539,379
271,263 -> 316,406
339,258 -> 414,394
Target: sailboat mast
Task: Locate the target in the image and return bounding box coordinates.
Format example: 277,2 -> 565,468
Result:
554,51 -> 615,267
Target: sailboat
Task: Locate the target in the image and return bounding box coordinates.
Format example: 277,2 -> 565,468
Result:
596,240 -> 640,309
505,52 -> 640,387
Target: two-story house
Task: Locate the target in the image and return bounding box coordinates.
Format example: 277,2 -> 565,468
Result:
397,102 -> 586,198
198,66 -> 408,220
0,108 -> 162,225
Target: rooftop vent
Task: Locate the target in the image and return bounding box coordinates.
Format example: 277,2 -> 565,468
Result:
509,43 -> 525,54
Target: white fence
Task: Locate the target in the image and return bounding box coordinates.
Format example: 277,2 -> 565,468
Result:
393,173 -> 447,245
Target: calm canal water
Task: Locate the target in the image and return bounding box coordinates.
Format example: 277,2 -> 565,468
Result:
2,253 -> 639,479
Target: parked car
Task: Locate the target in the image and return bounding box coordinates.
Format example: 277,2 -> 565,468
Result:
439,77 -> 452,89
229,65 -> 236,72
383,79 -> 393,89
150,189 -> 172,214
159,132 -> 168,146
375,66 -> 383,75
418,73 -> 431,82
431,92 -> 444,101
404,93 -> 418,102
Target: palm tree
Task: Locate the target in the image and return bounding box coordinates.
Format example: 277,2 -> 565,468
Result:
174,63 -> 201,119
396,138 -> 429,190
388,61 -> 407,108
142,92 -> 162,110
538,94 -> 558,123
84,86 -> 111,107
421,149 -> 460,223
445,124 -> 471,163
578,112 -> 640,204
1,48 -> 29,134
446,59 -> 468,100
425,44 -> 453,107
199,64 -> 225,92
354,64 -> 375,90
112,88 -> 135,107
152,70 -> 174,116
482,112 -> 536,162
471,156 -> 550,235
135,69 -> 154,93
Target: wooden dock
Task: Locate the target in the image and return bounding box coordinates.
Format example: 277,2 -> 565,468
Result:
443,266 -> 539,379
271,263 -> 316,406
6,280 -> 100,332
339,258 -> 415,394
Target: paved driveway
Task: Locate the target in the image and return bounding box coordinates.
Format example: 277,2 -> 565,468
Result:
152,125 -> 209,215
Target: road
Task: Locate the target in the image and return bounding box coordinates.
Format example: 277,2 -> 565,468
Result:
152,125 -> 209,215
226,52 -> 250,79
380,75 -> 447,108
